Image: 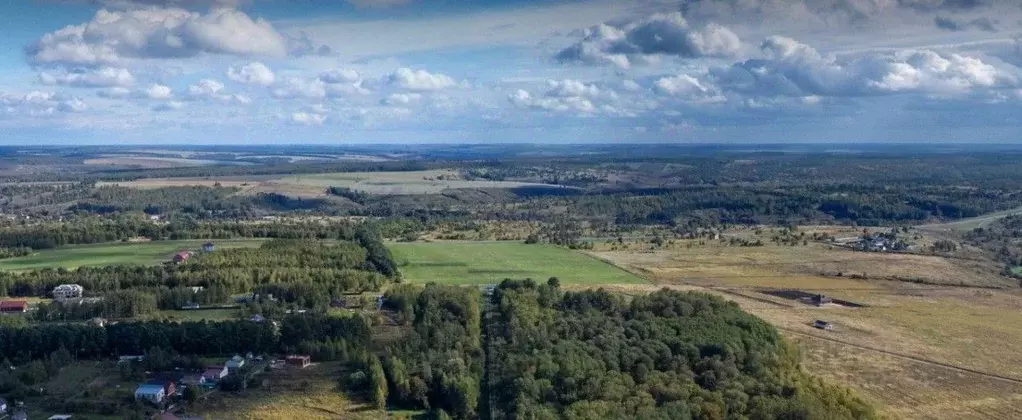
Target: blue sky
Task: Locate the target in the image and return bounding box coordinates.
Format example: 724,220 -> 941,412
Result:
1,0 -> 1022,144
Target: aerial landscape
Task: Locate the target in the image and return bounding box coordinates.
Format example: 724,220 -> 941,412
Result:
3,0 -> 1022,419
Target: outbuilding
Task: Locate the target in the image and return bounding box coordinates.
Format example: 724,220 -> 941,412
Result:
135,384 -> 166,404
0,300 -> 27,313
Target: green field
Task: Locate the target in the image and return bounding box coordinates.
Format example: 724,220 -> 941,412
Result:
390,242 -> 646,285
0,239 -> 265,270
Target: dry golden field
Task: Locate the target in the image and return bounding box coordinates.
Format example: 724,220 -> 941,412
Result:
587,236 -> 1022,420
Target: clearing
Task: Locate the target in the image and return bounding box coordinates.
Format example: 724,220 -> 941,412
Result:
187,361 -> 388,420
591,234 -> 1022,419
390,241 -> 645,285
0,239 -> 265,270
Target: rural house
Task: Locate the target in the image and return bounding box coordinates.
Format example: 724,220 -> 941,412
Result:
173,251 -> 191,264
286,355 -> 311,368
134,383 -> 166,404
146,379 -> 176,397
0,300 -> 27,313
225,355 -> 246,372
52,284 -> 83,301
201,366 -> 228,386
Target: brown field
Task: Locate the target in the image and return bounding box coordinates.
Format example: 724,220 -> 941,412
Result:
587,235 -> 1022,419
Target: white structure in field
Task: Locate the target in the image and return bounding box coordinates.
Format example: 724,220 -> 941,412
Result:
52,284 -> 83,302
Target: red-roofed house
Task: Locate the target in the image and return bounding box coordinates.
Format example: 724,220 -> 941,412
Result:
173,251 -> 191,264
0,300 -> 27,313
200,366 -> 228,387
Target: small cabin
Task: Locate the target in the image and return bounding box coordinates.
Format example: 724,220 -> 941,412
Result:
202,242 -> 215,252
286,355 -> 311,368
811,294 -> 833,307
813,320 -> 834,331
173,251 -> 191,264
0,300 -> 28,313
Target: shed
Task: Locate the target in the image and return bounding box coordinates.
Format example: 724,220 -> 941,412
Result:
0,300 -> 28,313
173,251 -> 191,263
285,355 -> 311,368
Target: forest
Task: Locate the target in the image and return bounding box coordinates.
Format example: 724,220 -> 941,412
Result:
486,280 -> 875,420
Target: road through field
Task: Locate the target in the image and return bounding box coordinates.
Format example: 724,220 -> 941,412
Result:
918,206 -> 1022,232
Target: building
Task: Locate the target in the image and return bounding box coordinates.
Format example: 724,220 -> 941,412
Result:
202,242 -> 215,252
813,320 -> 834,331
0,397 -> 7,412
810,294 -> 833,307
201,366 -> 228,386
285,355 -> 311,368
146,379 -> 176,397
225,355 -> 245,372
173,251 -> 191,264
135,383 -> 166,404
181,302 -> 200,310
0,300 -> 27,313
48,415 -> 73,420
52,284 -> 83,301
89,317 -> 107,327
12,411 -> 27,420
249,314 -> 265,323
118,355 -> 145,364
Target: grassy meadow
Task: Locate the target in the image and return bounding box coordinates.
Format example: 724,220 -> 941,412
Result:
590,235 -> 1022,419
390,241 -> 646,285
0,239 -> 265,270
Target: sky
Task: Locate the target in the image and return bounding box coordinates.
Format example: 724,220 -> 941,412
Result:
1,0 -> 1022,144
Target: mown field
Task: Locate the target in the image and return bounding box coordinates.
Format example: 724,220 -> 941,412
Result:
0,239 -> 265,270
592,234 -> 1022,420
390,241 -> 645,285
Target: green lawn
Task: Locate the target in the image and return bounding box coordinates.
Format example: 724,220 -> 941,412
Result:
0,239 -> 265,270
390,242 -> 646,285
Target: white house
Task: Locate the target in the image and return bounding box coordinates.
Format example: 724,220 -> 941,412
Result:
225,355 -> 245,372
52,284 -> 83,302
201,366 -> 228,385
134,384 -> 166,404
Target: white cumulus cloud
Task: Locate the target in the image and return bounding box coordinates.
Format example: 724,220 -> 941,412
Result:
27,7 -> 297,67
143,84 -> 173,100
227,62 -> 275,86
389,68 -> 457,91
39,67 -> 135,88
291,112 -> 326,125
714,36 -> 1018,97
557,12 -> 742,69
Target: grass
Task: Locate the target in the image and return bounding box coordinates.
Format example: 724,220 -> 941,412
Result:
145,308 -> 241,322
0,239 -> 265,270
390,242 -> 645,285
595,235 -> 1022,419
190,361 -> 388,420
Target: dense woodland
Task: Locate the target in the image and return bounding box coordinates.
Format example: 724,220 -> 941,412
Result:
0,239 -> 397,311
487,280 -> 876,420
